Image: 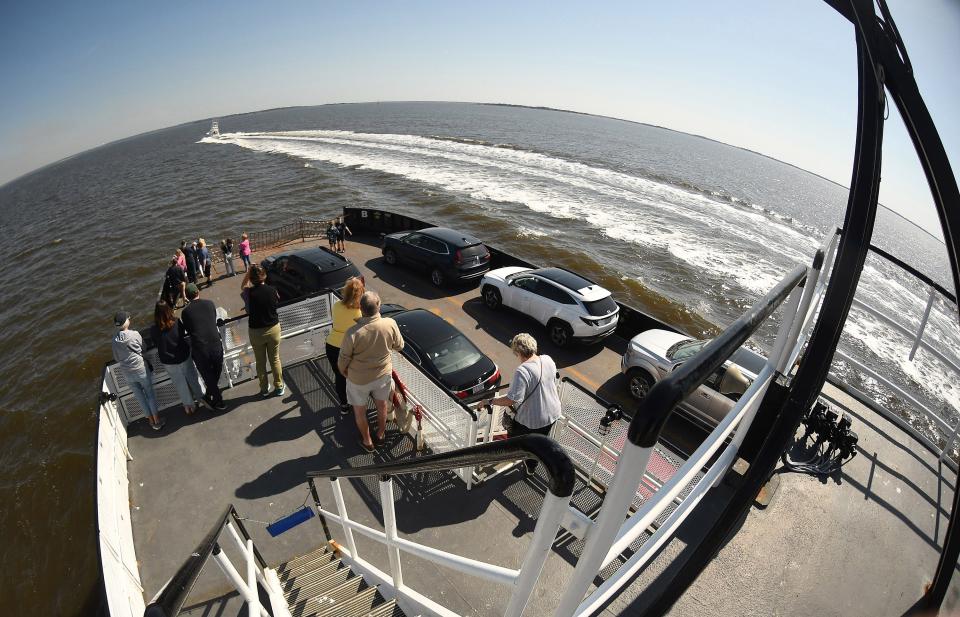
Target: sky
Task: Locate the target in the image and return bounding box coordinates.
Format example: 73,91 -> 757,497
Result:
0,0 -> 957,236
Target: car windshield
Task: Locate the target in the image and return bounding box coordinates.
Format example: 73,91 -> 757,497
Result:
667,338 -> 708,362
582,296 -> 617,316
423,334 -> 483,376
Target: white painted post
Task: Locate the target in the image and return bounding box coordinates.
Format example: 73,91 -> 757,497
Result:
941,420 -> 960,463
379,477 -> 404,589
504,490 -> 572,617
771,286 -> 804,374
909,288 -> 936,361
246,539 -> 258,617
212,547 -> 270,617
330,478 -> 359,559
552,443 -> 654,617
466,419 -> 479,489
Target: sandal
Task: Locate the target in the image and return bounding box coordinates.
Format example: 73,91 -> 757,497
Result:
358,439 -> 375,453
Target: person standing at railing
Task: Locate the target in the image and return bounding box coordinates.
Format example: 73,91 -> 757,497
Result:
175,246 -> 186,271
182,283 -> 228,411
326,221 -> 337,250
326,277 -> 365,416
163,256 -> 187,309
239,233 -> 252,272
198,238 -> 212,288
151,301 -> 205,415
335,217 -> 352,253
221,238 -> 236,277
338,290 -> 404,453
482,333 -> 561,474
246,264 -> 285,397
183,240 -> 200,284
111,311 -> 165,430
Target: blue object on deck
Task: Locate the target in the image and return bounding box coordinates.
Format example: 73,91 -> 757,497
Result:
266,506 -> 315,537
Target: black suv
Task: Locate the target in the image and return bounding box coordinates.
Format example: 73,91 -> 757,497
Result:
381,227 -> 490,286
261,247 -> 363,302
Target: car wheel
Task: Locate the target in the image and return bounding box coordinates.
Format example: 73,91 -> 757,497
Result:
482,286 -> 502,310
383,248 -> 397,265
430,268 -> 445,287
548,320 -> 573,348
627,369 -> 655,400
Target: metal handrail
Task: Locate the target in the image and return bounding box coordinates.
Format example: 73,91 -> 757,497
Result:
628,264 -> 808,448
308,434 -> 574,497
143,504 -> 265,617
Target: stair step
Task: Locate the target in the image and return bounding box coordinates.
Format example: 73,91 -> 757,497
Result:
285,566 -> 352,604
281,558 -> 343,592
368,599 -> 404,617
279,550 -> 337,580
280,546 -> 331,570
311,587 -> 382,617
289,575 -> 366,617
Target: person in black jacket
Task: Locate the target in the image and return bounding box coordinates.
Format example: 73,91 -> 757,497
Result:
247,264 -> 284,397
181,283 -> 227,410
163,257 -> 187,309
150,301 -> 205,414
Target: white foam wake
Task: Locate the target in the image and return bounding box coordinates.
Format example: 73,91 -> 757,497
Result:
203,130 -> 815,295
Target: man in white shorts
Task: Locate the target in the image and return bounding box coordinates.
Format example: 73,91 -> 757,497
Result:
338,291 -> 404,452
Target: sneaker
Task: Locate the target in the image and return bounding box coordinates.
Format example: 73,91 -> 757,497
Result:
260,389 -> 271,398
275,385 -> 286,397
339,404 -> 352,417
212,400 -> 227,411
151,418 -> 166,431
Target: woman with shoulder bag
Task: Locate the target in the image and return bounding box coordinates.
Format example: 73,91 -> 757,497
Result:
483,332 -> 561,474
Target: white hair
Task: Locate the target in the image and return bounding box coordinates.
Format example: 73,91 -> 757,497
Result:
510,333 -> 538,358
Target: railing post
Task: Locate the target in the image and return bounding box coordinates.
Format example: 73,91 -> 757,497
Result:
330,478 -> 359,558
308,477 -> 334,545
552,442 -> 654,617
211,544 -> 270,617
504,489 -> 571,617
941,420 -> 960,464
465,419 -> 479,489
246,539 -> 258,617
379,476 -> 404,589
770,285 -> 805,374
909,287 -> 936,361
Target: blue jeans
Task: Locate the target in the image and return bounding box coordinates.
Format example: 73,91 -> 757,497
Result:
164,358 -> 205,407
127,370 -> 159,419
223,253 -> 236,276
241,254 -> 251,271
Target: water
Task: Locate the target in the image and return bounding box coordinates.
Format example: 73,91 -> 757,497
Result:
0,102 -> 956,613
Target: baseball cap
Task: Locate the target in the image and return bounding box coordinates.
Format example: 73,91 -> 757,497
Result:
113,311 -> 130,327
185,283 -> 200,298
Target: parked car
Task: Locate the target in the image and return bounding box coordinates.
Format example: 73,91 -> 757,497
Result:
381,305 -> 501,402
480,266 -> 619,348
382,227 -> 491,286
261,247 -> 363,302
621,328 -> 765,428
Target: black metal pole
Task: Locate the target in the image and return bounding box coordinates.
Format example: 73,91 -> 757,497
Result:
308,477 -> 334,545
637,1 -> 885,612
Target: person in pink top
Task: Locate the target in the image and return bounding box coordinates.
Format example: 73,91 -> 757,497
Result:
239,233 -> 252,272
175,247 -> 186,271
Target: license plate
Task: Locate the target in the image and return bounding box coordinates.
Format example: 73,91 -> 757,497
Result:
471,383 -> 485,394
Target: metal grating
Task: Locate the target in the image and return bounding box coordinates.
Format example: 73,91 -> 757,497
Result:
391,351 -> 473,452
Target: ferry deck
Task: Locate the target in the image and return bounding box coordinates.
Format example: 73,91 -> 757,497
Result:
94,227 -> 958,617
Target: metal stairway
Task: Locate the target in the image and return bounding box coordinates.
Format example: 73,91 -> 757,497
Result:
277,546 -> 405,617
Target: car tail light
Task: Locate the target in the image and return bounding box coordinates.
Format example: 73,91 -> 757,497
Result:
454,250 -> 463,265
581,316 -> 596,326
487,368 -> 500,383
455,390 -> 469,399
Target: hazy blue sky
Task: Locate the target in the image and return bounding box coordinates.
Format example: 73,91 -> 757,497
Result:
1,1 -> 957,235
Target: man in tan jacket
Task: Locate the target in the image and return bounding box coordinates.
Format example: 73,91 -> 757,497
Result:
338,291 -> 404,451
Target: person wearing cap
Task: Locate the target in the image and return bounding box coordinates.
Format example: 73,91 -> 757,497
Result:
181,283 -> 227,410
111,311 -> 164,430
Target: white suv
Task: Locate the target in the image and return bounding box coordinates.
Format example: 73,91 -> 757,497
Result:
480,267 -> 620,347
622,328 -> 764,428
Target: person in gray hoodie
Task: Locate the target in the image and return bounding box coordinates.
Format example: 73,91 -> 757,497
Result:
112,311 -> 165,430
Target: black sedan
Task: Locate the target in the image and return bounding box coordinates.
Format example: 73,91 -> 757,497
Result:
382,306 -> 501,402
261,247 -> 363,302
